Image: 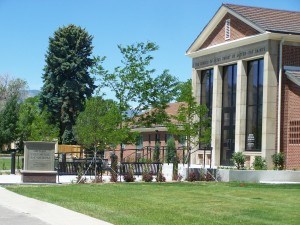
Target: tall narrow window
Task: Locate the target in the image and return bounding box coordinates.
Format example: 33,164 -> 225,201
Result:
246,59 -> 264,151
201,69 -> 213,117
225,19 -> 231,40
136,135 -> 143,149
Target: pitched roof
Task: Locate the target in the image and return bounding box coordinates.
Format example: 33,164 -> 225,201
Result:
224,3 -> 300,35
187,3 -> 300,54
285,66 -> 300,87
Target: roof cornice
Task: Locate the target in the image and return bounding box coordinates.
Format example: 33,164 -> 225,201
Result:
186,32 -> 300,59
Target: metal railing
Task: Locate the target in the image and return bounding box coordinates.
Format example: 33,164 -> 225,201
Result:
119,162 -> 162,176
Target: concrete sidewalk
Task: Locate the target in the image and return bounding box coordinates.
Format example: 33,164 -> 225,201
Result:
0,187 -> 113,225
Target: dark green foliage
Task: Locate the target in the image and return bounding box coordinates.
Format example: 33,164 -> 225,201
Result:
176,79 -> 192,103
272,152 -> 285,170
153,142 -> 160,162
231,152 -> 246,170
74,97 -> 129,150
110,153 -> 118,182
165,137 -> 176,164
253,156 -> 267,170
40,24 -> 96,144
0,96 -> 19,149
17,96 -> 59,147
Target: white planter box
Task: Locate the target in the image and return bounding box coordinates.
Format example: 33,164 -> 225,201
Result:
218,169 -> 300,183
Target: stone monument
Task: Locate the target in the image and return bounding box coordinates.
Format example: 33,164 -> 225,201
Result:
21,141 -> 57,183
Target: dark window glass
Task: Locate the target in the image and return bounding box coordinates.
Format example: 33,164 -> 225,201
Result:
222,65 -> 237,108
201,69 -> 213,116
246,59 -> 264,151
221,64 -> 237,165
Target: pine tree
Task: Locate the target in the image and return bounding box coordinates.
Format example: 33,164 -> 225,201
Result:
40,25 -> 96,144
165,137 -> 176,164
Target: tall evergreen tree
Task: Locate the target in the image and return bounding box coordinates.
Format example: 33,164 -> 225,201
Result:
40,25 -> 96,144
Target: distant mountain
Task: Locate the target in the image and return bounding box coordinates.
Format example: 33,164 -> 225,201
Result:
27,90 -> 40,98
19,90 -> 40,102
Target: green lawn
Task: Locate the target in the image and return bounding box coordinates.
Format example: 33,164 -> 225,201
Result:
0,156 -> 23,170
6,182 -> 300,225
0,158 -> 11,170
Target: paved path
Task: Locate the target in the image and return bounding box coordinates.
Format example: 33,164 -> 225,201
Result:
0,187 -> 113,225
0,205 -> 49,225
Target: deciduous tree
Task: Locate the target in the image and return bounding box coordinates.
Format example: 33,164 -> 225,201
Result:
17,96 -> 59,148
93,42 -> 178,159
167,79 -> 211,166
74,97 -> 130,151
0,96 -> 19,149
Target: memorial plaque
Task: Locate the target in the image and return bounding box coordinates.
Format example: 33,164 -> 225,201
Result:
22,141 -> 57,183
24,142 -> 55,171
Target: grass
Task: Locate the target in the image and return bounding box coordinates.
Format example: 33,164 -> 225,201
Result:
6,182 -> 300,225
0,156 -> 23,170
0,158 -> 11,170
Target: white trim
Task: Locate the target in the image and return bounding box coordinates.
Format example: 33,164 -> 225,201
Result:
131,127 -> 168,132
187,33 -> 300,59
225,19 -> 231,40
187,33 -> 270,58
284,66 -> 300,71
277,39 -> 285,154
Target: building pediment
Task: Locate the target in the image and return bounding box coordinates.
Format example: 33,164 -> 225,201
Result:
187,4 -> 300,56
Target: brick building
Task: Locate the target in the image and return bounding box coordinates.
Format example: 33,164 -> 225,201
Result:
105,102 -> 187,162
187,4 -> 300,169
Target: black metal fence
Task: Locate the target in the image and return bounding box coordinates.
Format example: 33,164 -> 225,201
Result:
119,162 -> 162,175
122,146 -> 187,163
55,152 -> 109,175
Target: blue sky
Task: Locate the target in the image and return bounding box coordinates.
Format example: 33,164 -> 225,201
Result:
0,0 -> 299,91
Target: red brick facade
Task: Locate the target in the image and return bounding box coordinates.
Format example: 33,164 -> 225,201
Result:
199,13 -> 259,50
281,45 -> 300,169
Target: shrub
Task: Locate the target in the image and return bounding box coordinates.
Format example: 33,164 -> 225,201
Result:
142,167 -> 153,182
176,174 -> 183,182
272,152 -> 285,170
110,153 -> 118,182
2,162 -> 6,170
93,175 -> 103,183
231,152 -> 246,170
123,165 -> 135,182
153,142 -> 160,162
252,156 -> 267,170
187,172 -> 199,182
205,172 -> 214,181
253,156 -> 267,170
165,137 -> 176,164
156,167 -> 166,182
137,158 -> 152,163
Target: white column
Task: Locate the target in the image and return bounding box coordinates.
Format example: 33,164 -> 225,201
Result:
262,41 -> 278,168
235,60 -> 247,152
191,68 -> 200,164
211,65 -> 222,167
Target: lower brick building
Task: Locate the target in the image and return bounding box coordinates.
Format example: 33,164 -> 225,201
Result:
186,3 -> 300,169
